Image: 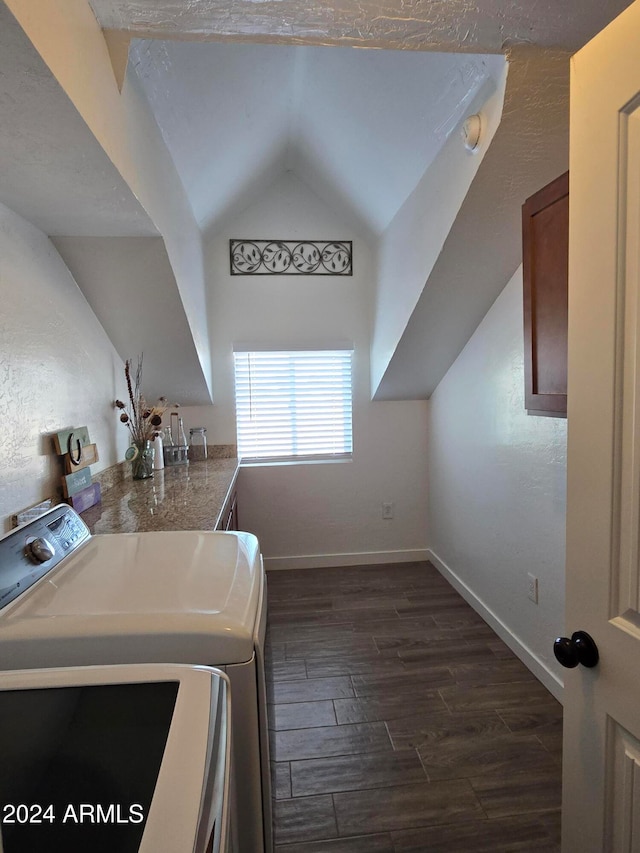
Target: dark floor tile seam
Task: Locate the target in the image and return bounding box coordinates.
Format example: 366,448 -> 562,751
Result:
385,812 -> 562,848
275,789 -> 341,837
446,670 -> 542,687
271,622 -> 359,634
434,688 -> 455,713
284,762 -> 292,798
532,734 -> 564,762
381,718 -> 456,752
272,728 -> 395,752
328,785 -> 491,839
281,643 -> 369,657
495,705 -> 563,727
270,620 -> 358,634
274,762 -> 293,798
415,748 -> 434,783
468,804 -> 563,823
269,598 -> 336,610
273,834 -> 396,853
435,688 -> 545,715
270,671 -> 309,684
297,650 -> 395,669
268,701 -> 338,730
273,658 -> 309,684
272,690 -> 356,706
272,678 -> 359,695
287,754 -> 429,797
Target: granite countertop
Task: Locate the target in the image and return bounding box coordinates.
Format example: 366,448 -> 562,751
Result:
82,458 -> 240,534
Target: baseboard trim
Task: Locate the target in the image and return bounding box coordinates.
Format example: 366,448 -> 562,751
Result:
264,549 -> 429,571
427,548 -> 564,703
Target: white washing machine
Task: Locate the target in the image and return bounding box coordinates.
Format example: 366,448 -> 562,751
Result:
0,504 -> 272,853
0,662 -> 233,853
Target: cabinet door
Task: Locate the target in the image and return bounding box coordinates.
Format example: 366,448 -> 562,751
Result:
225,492 -> 238,531
217,490 -> 239,532
522,171 -> 569,416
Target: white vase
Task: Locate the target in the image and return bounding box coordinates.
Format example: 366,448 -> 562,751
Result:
152,434 -> 164,470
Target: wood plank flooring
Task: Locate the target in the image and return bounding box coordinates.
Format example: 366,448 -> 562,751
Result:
265,562 -> 562,852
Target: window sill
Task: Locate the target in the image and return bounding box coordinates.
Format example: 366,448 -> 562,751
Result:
240,456 -> 352,468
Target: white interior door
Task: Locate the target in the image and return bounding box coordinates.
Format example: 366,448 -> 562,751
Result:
565,1 -> 640,849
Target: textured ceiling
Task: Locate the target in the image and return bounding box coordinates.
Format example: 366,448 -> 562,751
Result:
88,0 -> 633,53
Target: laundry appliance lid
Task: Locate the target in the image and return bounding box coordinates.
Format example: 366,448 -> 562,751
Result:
0,530 -> 262,669
0,663 -> 231,853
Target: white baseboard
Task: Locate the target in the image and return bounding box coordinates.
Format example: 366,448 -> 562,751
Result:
264,548 -> 429,571
427,548 -> 564,704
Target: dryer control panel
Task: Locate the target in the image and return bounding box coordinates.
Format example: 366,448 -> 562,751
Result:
0,504 -> 90,610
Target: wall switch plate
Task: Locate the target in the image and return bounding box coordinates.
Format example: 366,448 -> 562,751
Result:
527,573 -> 539,604
382,502 -> 394,520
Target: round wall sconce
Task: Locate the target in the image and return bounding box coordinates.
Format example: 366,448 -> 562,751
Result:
461,114 -> 482,152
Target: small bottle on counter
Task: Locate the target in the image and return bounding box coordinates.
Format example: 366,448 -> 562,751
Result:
189,427 -> 207,461
167,413 -> 189,465
177,416 -> 188,447
171,412 -> 188,447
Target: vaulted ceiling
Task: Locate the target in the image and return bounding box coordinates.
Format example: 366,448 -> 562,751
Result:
0,0 -> 634,403
129,40 -> 502,237
0,5 -> 501,241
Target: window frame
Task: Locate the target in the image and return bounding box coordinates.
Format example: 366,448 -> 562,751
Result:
233,347 -> 354,464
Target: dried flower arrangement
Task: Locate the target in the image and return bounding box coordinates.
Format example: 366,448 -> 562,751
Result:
115,355 -> 173,445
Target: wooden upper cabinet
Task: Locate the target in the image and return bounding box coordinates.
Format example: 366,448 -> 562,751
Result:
522,171 -> 569,417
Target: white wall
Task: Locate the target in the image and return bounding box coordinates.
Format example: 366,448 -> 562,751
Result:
51,236 -> 207,405
427,266 -> 566,697
0,203 -> 128,532
182,172 -> 429,566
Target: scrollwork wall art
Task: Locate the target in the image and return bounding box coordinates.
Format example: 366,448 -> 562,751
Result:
230,240 -> 352,276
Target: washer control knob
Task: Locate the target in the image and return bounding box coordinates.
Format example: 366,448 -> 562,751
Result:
26,537 -> 55,564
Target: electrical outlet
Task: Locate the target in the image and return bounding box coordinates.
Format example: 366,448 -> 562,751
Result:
527,573 -> 539,604
382,502 -> 394,520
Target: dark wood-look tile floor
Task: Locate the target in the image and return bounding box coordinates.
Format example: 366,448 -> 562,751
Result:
265,562 -> 562,852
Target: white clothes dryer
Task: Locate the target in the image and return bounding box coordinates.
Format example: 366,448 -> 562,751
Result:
0,504 -> 272,853
0,662 -> 233,853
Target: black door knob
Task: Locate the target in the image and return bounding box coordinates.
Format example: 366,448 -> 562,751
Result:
553,631 -> 599,668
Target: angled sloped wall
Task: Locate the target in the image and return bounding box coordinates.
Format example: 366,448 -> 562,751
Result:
5,0 -> 213,404
375,48 -> 570,401
371,57 -> 507,398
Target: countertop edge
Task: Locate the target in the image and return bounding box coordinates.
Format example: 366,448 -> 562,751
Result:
81,457 -> 240,535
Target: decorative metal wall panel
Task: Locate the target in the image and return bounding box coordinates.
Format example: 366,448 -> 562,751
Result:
230,240 -> 352,275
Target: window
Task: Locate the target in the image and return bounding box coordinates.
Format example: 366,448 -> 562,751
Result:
233,349 -> 353,462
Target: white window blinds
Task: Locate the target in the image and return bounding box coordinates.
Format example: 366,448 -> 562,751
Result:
233,350 -> 353,462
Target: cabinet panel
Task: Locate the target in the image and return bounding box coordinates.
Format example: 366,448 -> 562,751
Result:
225,491 -> 238,531
522,171 -> 569,416
216,490 -> 239,532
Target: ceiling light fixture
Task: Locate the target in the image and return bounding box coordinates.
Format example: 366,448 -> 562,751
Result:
461,113 -> 483,152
